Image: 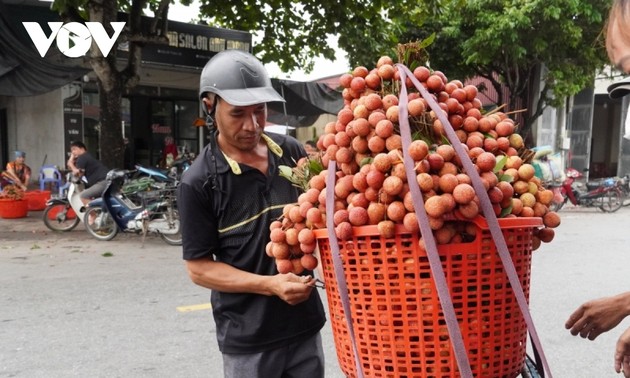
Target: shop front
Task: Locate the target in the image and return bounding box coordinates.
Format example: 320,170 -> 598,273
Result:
0,0 -> 251,173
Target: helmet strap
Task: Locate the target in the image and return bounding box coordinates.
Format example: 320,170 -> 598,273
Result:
202,94 -> 219,129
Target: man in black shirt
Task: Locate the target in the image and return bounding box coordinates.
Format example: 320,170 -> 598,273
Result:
177,50 -> 326,377
67,140 -> 109,206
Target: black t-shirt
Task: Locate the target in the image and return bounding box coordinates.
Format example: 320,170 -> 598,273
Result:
177,131 -> 326,354
75,152 -> 109,187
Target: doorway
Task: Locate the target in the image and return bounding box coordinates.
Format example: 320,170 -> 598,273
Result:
149,99 -> 199,167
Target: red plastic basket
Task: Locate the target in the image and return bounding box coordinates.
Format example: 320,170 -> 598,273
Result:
0,199 -> 29,219
24,190 -> 51,211
313,216 -> 542,378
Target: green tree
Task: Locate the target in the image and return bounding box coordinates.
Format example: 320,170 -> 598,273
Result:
51,0 -> 610,165
198,0 -> 441,73
202,0 -> 611,142
49,0 -> 441,166
52,0 -> 173,169
397,0 -> 611,140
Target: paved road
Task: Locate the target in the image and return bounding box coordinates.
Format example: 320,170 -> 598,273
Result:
1,206 -> 630,377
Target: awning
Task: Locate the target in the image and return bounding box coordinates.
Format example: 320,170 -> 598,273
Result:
0,1 -> 89,97
267,78 -> 343,127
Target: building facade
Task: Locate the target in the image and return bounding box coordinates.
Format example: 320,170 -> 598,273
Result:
0,1 -> 251,175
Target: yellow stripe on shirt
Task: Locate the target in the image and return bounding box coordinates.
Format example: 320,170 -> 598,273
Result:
218,203 -> 289,233
221,133 -> 284,175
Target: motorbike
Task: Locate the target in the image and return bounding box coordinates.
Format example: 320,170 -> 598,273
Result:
614,174 -> 630,206
83,169 -> 182,245
165,150 -> 194,181
132,164 -> 176,185
549,168 -> 623,212
42,173 -> 86,231
170,154 -> 193,179
42,167 -> 171,232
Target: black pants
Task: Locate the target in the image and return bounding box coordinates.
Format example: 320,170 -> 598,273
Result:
222,333 -> 324,378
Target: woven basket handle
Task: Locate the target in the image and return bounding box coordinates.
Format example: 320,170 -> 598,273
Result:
396,63 -> 552,378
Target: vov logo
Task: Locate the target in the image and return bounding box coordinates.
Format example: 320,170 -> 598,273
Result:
22,22 -> 126,58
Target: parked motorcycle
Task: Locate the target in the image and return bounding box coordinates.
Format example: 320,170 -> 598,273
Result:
83,169 -> 182,245
42,173 -> 85,231
132,164 -> 176,185
549,168 -> 623,212
165,151 -> 194,181
615,174 -> 630,206
42,167 -> 169,232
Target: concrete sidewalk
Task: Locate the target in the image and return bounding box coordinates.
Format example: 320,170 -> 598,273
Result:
1,210 -> 48,230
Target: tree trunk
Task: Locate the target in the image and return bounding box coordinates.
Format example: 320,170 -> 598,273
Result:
97,77 -> 125,170
81,0 -> 167,169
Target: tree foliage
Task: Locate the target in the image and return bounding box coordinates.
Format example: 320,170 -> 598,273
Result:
202,0 -> 611,140
398,0 -> 611,138
197,0 -> 444,72
47,0 -> 611,164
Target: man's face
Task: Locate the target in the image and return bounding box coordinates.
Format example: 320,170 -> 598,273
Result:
70,146 -> 84,156
609,20 -> 630,74
213,98 -> 267,152
304,144 -> 317,156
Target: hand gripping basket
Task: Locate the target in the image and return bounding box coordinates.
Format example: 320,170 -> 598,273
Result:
313,215 -> 542,378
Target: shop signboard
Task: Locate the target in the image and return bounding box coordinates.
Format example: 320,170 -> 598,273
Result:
62,83 -> 84,158
117,16 -> 252,69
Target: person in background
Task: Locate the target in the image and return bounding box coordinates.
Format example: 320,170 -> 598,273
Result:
565,1 -> 630,376
161,135 -> 178,168
1,150 -> 31,190
303,140 -> 319,158
66,141 -> 109,207
177,50 -> 326,378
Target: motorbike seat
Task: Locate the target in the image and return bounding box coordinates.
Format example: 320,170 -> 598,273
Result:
586,178 -> 615,191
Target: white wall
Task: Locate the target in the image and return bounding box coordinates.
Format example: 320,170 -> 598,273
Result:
10,89 -> 65,184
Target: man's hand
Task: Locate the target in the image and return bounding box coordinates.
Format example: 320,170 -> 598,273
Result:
269,273 -> 316,305
615,327 -> 630,376
565,293 -> 630,340
67,155 -> 81,177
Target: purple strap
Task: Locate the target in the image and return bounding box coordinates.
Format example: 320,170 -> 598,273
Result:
396,63 -> 552,378
325,162 -> 364,378
397,70 -> 475,378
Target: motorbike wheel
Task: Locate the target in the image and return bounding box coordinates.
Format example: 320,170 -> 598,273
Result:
600,189 -> 623,213
42,204 -> 81,232
160,229 -> 182,245
83,207 -> 118,241
158,208 -> 182,246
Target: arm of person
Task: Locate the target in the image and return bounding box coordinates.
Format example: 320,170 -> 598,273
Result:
67,155 -> 82,177
186,258 -> 317,306
23,166 -> 31,184
565,291 -> 630,340
3,167 -> 26,189
2,169 -> 21,184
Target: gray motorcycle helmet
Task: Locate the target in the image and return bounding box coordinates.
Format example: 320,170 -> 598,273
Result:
199,50 -> 285,107
608,76 -> 630,99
